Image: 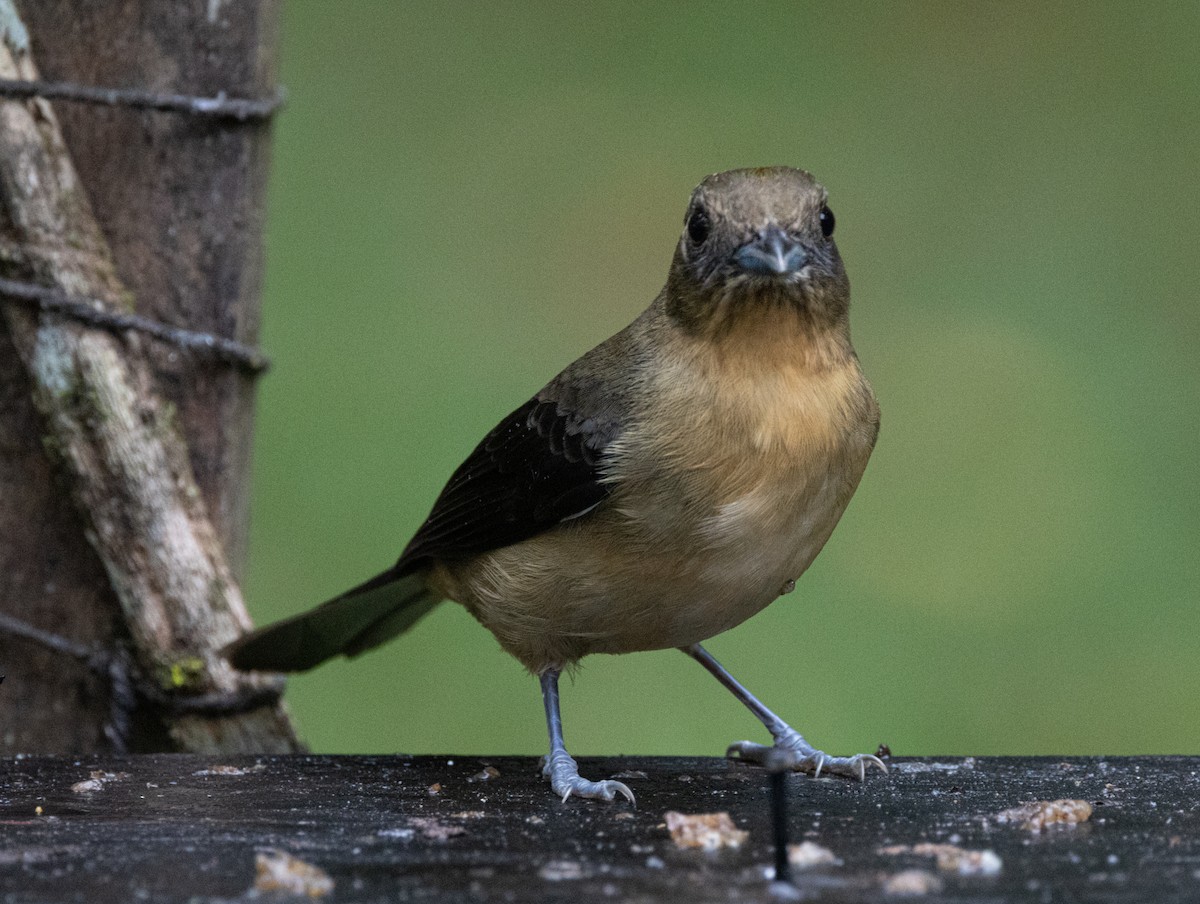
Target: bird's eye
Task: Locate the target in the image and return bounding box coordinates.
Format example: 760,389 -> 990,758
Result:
819,206 -> 835,238
686,207 -> 711,245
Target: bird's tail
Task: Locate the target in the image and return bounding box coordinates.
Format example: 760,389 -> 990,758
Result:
225,570 -> 440,673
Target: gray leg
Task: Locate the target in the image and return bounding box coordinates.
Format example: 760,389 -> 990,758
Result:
682,643 -> 886,780
539,669 -> 635,803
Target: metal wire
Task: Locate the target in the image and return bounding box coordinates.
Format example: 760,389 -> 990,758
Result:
0,277 -> 270,375
0,77 -> 284,121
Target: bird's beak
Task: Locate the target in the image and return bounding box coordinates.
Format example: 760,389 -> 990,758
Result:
733,225 -> 808,275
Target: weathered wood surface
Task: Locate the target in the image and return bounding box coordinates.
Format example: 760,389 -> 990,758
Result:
0,1 -> 299,754
0,755 -> 1196,902
18,0 -> 281,579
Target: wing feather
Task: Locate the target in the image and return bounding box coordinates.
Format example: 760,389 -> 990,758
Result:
395,397 -> 616,571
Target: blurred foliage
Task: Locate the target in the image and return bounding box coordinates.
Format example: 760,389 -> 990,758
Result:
246,2 -> 1200,758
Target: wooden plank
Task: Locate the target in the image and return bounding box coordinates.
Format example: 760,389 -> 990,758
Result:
1,755 -> 1197,902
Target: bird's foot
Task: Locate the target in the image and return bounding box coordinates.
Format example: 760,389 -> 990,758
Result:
726,729 -> 887,781
541,750 -> 635,804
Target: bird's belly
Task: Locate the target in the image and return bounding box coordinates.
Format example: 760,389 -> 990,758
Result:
604,469 -> 848,652
442,463 -> 852,670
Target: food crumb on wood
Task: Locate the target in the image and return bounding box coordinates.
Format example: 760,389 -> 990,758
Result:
879,843 -> 1001,876
409,817 -> 466,841
193,764 -> 265,777
253,848 -> 333,898
996,799 -> 1093,832
882,869 -> 944,896
70,771 -> 128,793
663,811 -> 748,850
787,840 -> 841,868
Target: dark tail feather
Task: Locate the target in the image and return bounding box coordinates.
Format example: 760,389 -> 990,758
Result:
225,570 -> 439,673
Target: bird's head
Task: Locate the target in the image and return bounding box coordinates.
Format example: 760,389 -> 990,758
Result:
666,167 -> 850,335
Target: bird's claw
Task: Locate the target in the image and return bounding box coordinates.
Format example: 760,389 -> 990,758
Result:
726,740 -> 888,781
557,777 -> 635,804
541,752 -> 635,804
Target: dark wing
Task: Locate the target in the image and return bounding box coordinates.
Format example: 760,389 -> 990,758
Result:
394,397 -> 617,572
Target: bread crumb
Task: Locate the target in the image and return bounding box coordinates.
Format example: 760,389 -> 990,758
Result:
663,811 -> 748,850
879,843 -> 1001,876
883,869 -> 943,895
787,840 -> 841,868
71,771 -> 128,793
253,849 -> 333,898
997,799 -> 1092,832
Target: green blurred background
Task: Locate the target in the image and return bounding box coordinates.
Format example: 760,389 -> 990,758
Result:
245,2 -> 1199,758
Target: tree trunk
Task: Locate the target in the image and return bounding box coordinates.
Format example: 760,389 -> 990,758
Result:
0,0 -> 300,753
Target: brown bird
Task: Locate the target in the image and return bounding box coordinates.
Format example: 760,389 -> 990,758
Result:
228,166 -> 884,802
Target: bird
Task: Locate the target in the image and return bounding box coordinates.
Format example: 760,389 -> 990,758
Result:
227,166 -> 885,803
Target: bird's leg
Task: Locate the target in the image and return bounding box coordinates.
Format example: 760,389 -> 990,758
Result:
681,643 -> 886,780
539,668 -> 635,803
